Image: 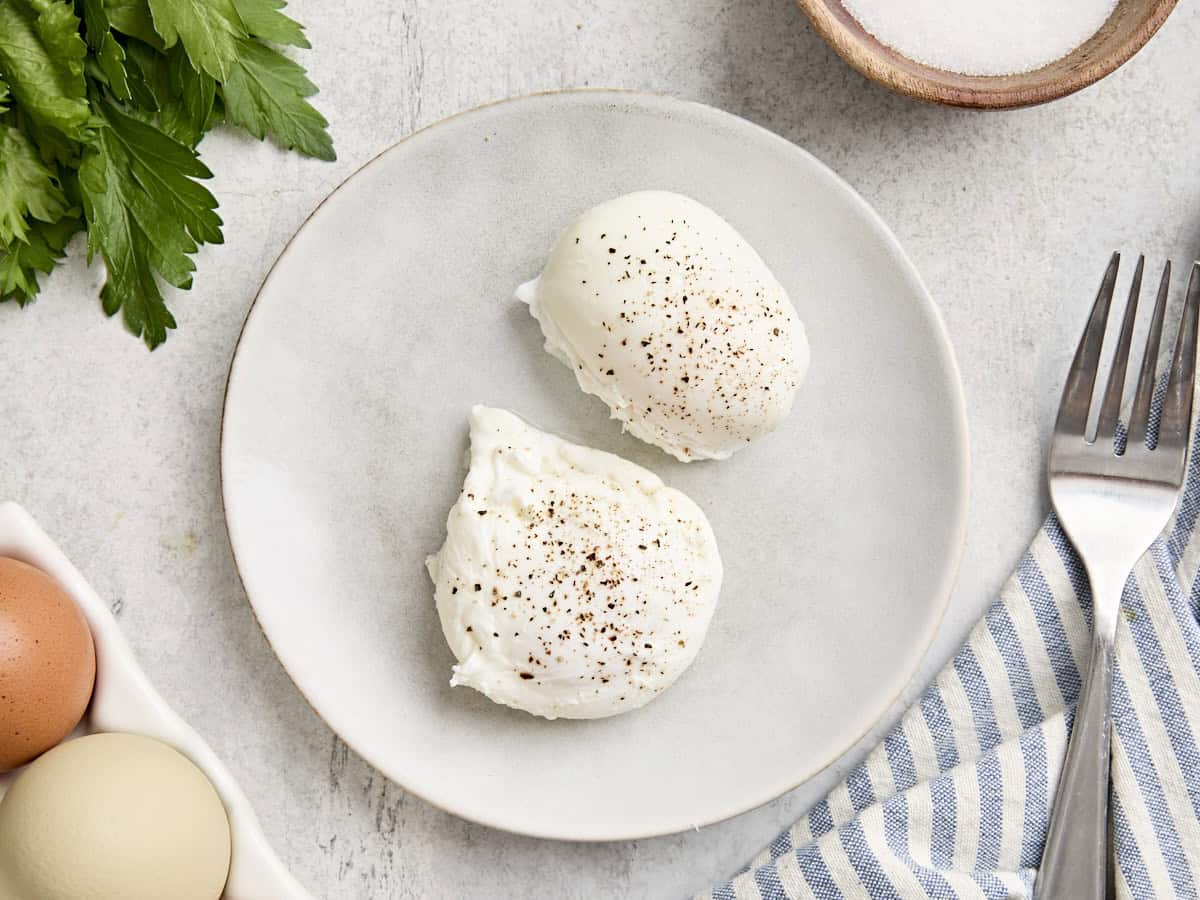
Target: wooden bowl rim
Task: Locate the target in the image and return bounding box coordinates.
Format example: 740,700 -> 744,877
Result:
796,0 -> 1179,109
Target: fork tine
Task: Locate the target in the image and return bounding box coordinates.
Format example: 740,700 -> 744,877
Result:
1128,261 -> 1171,447
1097,255 -> 1144,441
1056,252 -> 1120,438
1158,263 -> 1200,461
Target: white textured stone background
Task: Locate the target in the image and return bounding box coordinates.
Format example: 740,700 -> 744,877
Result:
3,2 -> 1200,897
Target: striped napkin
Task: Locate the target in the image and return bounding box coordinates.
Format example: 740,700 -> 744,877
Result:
704,417 -> 1200,899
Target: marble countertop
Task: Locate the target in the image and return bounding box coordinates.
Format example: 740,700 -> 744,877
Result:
3,2 -> 1199,897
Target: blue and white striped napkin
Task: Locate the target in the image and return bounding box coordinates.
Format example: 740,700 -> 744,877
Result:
704,416 -> 1200,899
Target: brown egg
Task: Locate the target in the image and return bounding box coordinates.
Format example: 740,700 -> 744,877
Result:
0,557 -> 96,772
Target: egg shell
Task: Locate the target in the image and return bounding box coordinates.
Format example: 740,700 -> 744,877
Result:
0,557 -> 96,772
0,732 -> 232,900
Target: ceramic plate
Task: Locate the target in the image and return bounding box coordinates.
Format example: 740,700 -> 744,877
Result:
0,502 -> 310,899
221,91 -> 969,841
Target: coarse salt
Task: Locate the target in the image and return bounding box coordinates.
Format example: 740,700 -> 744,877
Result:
842,0 -> 1120,76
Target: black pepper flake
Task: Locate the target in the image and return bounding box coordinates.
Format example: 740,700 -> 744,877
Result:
519,672 -> 534,680
451,587 -> 458,595
474,584 -> 482,592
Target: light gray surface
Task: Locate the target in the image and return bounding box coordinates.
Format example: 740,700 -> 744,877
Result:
1,1 -> 1198,897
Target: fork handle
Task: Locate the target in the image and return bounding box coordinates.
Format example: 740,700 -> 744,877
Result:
1034,626 -> 1116,900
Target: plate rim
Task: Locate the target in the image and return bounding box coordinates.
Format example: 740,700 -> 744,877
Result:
220,88 -> 971,842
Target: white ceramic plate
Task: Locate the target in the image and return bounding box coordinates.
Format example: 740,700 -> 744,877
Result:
0,502 -> 310,899
221,91 -> 969,841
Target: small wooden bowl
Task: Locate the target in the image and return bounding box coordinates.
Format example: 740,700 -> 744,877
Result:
796,0 -> 1178,109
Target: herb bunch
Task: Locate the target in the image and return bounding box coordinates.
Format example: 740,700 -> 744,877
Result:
0,0 -> 334,348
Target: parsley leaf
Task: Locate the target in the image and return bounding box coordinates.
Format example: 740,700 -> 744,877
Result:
80,0 -> 109,48
7,106 -> 83,168
0,212 -> 81,305
124,37 -> 170,109
106,0 -> 162,47
232,0 -> 309,48
81,0 -> 132,101
163,44 -> 216,146
0,0 -> 90,139
123,41 -> 215,147
96,34 -> 133,99
221,38 -> 334,160
146,0 -> 245,79
0,0 -> 330,346
0,123 -> 69,244
79,97 -> 221,347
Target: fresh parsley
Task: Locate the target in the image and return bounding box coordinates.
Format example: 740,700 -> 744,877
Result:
0,0 -> 333,347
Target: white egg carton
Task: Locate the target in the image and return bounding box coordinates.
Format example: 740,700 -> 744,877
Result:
0,501 -> 311,900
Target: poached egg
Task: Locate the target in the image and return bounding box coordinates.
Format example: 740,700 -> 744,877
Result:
427,406 -> 722,720
518,191 -> 809,462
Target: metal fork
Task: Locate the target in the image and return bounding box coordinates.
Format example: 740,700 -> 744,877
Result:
1035,254 -> 1200,899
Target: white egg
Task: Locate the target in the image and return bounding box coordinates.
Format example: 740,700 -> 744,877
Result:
518,190 -> 809,461
426,406 -> 723,720
0,733 -> 230,900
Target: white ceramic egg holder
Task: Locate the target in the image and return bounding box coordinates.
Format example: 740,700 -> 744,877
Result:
0,501 -> 311,900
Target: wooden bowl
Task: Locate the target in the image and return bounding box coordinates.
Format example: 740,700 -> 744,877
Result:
796,0 -> 1178,109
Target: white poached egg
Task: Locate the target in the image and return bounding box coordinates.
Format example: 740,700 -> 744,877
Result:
426,406 -> 723,720
518,191 -> 809,462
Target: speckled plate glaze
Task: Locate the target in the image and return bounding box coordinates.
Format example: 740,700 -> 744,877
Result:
0,502 -> 311,899
221,90 -> 969,841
